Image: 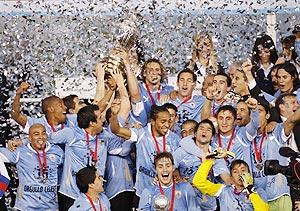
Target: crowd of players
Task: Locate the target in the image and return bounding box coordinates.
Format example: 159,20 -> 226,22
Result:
0,23 -> 300,211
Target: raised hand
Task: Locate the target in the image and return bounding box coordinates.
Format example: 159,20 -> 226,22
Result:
16,82 -> 30,95
110,98 -> 121,115
245,97 -> 258,110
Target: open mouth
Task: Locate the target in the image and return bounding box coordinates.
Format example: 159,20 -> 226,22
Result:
162,173 -> 169,179
236,116 -> 242,121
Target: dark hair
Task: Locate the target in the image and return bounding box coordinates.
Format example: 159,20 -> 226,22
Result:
181,119 -> 198,130
150,105 -> 170,121
77,104 -> 99,129
276,61 -> 300,90
275,93 -> 297,113
41,96 -> 61,115
281,35 -> 298,61
214,72 -> 232,87
195,119 -> 216,137
216,105 -> 237,120
141,58 -> 166,83
76,166 -> 97,193
251,34 -> 278,66
163,103 -> 178,113
177,69 -> 197,82
105,107 -> 112,124
229,159 -> 250,174
154,152 -> 174,168
237,100 -> 250,115
62,94 -> 78,114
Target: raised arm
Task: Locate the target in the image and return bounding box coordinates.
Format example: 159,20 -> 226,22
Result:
201,83 -> 214,120
245,97 -> 259,139
109,99 -> 132,140
283,107 -> 300,137
192,159 -> 224,197
93,62 -> 117,113
94,63 -> 106,101
110,67 -> 130,120
10,82 -> 30,128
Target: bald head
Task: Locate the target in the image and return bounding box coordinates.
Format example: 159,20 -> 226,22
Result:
28,124 -> 48,151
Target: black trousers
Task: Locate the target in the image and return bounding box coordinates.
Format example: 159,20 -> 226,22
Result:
0,195 -> 7,211
58,192 -> 75,211
110,191 -> 134,211
132,194 -> 140,210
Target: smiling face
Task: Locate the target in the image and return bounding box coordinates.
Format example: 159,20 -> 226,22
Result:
143,62 -> 163,85
29,124 -> 48,151
50,98 -> 67,123
195,123 -> 213,145
217,110 -> 235,136
151,111 -> 171,136
155,157 -> 174,186
236,101 -> 250,126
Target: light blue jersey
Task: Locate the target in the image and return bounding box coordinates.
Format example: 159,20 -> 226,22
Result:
69,192 -> 111,211
295,40 -> 300,60
139,82 -> 174,119
49,126 -> 108,199
128,124 -> 180,196
138,182 -> 198,211
211,110 -> 260,167
211,100 -> 235,116
104,125 -> 135,199
0,143 -> 64,210
23,114 -> 77,134
250,123 -> 290,201
174,144 -> 229,210
217,185 -> 267,211
170,95 -> 205,125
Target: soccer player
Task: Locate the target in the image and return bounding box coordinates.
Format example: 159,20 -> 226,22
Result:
180,119 -> 198,138
109,101 -> 180,207
169,69 -> 205,125
49,104 -> 108,210
163,103 -> 180,136
139,152 -> 197,211
201,72 -> 233,119
69,166 -> 110,211
62,94 -> 86,114
250,103 -> 300,210
0,124 -> 64,210
182,101 -> 259,167
174,119 -> 230,210
139,59 -> 174,118
193,151 -> 269,211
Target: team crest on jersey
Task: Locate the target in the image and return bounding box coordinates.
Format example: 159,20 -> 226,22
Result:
49,154 -> 56,162
175,190 -> 182,199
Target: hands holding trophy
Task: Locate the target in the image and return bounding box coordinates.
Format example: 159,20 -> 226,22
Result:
99,15 -> 140,84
